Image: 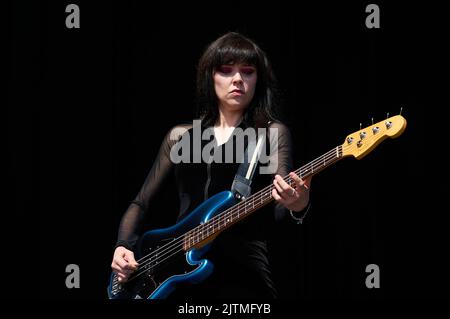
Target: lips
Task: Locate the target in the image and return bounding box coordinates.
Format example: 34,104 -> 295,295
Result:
230,89 -> 244,94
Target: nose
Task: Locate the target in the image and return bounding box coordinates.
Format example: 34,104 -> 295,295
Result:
232,72 -> 243,85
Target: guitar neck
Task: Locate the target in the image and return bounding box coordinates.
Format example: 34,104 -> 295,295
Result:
183,145 -> 344,250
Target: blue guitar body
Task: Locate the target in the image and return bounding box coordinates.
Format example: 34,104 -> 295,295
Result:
107,191 -> 237,299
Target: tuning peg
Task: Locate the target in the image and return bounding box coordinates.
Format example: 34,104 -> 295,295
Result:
399,107 -> 403,115
385,114 -> 393,129
359,122 -> 367,140
386,112 -> 390,119
370,117 -> 378,134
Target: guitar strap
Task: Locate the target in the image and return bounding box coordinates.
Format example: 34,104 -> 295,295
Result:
231,130 -> 266,200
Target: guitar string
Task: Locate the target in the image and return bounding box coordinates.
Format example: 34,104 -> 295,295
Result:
122,142 -> 373,286
133,145 -> 340,266
130,121 -> 395,268
120,179 -> 316,284
121,146 -> 344,283
116,147 -> 340,284
136,125 -> 391,274
122,143 -> 350,284
120,129 -> 388,284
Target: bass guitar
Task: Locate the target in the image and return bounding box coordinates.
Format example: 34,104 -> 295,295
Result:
108,114 -> 407,299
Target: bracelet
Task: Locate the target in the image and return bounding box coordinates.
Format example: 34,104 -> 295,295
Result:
289,203 -> 311,225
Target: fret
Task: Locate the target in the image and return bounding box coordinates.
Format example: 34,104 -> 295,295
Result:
182,146 -> 344,252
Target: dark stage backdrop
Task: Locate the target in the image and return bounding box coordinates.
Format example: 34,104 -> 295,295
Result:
10,1 -> 448,300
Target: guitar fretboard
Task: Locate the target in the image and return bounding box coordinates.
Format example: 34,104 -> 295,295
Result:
182,145 -> 343,250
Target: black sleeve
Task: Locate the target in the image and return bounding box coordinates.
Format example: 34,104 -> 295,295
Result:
115,125 -> 191,251
267,122 -> 310,223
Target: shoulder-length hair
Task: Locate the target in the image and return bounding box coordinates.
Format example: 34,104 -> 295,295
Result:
196,32 -> 280,128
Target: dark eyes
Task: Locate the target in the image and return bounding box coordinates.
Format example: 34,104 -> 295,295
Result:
240,67 -> 256,75
217,65 -> 256,75
218,65 -> 233,74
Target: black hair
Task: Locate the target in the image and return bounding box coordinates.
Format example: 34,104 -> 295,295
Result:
196,32 -> 280,128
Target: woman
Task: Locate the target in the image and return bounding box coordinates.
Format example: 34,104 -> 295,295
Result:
111,32 -> 311,299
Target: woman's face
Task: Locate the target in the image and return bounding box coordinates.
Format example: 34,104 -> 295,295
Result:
213,63 -> 257,112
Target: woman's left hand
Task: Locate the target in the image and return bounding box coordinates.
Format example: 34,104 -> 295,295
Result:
272,172 -> 312,212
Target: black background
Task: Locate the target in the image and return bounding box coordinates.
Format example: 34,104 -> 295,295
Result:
9,1 -> 448,300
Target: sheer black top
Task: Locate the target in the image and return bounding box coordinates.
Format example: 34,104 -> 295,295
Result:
115,120 -> 297,298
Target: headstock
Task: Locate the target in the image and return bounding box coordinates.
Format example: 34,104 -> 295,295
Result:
341,115 -> 407,159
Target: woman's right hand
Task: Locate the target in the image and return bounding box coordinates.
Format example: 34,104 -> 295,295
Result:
111,246 -> 139,283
